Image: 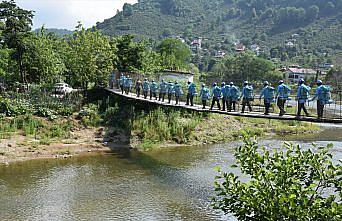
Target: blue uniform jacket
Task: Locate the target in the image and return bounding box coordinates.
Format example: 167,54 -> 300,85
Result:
150,82 -> 158,92
229,86 -> 240,101
212,86 -> 222,99
260,86 -> 275,103
143,81 -> 150,91
119,76 -> 126,86
241,86 -> 253,99
297,84 -> 311,104
276,84 -> 291,100
221,85 -> 230,98
167,83 -> 174,94
200,87 -> 210,100
173,84 -> 183,96
124,78 -> 133,88
159,81 -> 168,93
187,83 -> 197,96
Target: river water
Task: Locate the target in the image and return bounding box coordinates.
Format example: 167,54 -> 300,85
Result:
0,126 -> 341,221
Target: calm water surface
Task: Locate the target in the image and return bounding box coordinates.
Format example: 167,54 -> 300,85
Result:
0,127 -> 341,221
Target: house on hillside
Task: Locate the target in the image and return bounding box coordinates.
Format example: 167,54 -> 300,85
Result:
284,66 -> 318,84
190,37 -> 202,52
157,70 -> 194,83
285,41 -> 295,48
214,50 -> 226,58
250,44 -> 260,55
235,43 -> 246,52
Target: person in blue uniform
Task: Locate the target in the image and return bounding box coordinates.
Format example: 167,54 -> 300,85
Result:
228,82 -> 239,112
186,81 -> 197,106
310,80 -> 332,119
259,81 -> 275,115
276,80 -> 291,116
199,83 -> 210,109
221,82 -> 230,111
150,80 -> 158,100
296,78 -> 310,117
167,81 -> 174,103
142,78 -> 150,99
119,73 -> 126,94
173,81 -> 183,105
210,83 -> 221,110
159,79 -> 168,102
124,76 -> 133,94
240,81 -> 253,113
135,79 -> 142,97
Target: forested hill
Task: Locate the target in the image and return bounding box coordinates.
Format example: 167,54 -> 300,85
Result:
96,0 -> 342,64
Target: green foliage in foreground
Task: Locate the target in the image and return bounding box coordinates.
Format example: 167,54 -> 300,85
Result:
213,136 -> 341,220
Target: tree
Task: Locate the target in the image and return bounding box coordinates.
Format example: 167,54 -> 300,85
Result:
213,136 -> 342,220
114,34 -> 145,72
307,5 -> 320,21
22,27 -> 66,85
156,38 -> 190,71
0,0 -> 34,85
66,24 -> 114,89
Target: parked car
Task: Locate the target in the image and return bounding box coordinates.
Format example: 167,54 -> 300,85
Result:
53,83 -> 73,94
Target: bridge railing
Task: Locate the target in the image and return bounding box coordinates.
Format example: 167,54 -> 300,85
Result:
115,86 -> 342,120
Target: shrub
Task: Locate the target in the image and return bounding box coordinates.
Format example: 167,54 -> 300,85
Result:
213,136 -> 342,220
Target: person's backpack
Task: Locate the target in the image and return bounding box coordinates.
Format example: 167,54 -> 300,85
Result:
268,87 -> 275,100
300,85 -> 310,99
246,86 -> 253,100
321,86 -> 333,104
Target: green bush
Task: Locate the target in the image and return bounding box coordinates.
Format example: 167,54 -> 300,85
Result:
78,104 -> 102,127
213,136 -> 342,220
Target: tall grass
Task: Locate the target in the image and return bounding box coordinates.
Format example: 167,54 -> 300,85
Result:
133,108 -> 203,148
0,114 -> 72,141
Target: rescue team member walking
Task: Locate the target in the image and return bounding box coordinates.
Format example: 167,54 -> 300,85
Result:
296,79 -> 310,118
228,82 -> 239,112
143,78 -> 150,99
276,80 -> 291,116
135,80 -> 142,97
221,82 -> 230,111
310,80 -> 332,119
167,81 -> 174,103
186,81 -> 197,106
200,83 -> 210,109
150,80 -> 158,100
259,81 -> 275,115
240,81 -> 253,113
119,73 -> 126,94
159,79 -> 168,102
173,82 -> 183,105
210,83 -> 221,110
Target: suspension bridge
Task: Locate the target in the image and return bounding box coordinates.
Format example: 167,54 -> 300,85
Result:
105,88 -> 342,124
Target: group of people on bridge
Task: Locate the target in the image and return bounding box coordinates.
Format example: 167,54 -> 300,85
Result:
116,74 -> 332,119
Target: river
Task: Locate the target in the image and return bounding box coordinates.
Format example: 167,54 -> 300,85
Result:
0,126 -> 341,221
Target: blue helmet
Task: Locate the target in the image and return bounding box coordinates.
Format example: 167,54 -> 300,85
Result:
299,78 -> 305,84
317,80 -> 323,85
221,82 -> 225,87
278,80 -> 284,85
213,83 -> 217,87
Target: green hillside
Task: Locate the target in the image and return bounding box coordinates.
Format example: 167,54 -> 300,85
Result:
96,0 -> 342,68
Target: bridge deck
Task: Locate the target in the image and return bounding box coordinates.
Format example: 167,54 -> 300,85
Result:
105,88 -> 342,124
